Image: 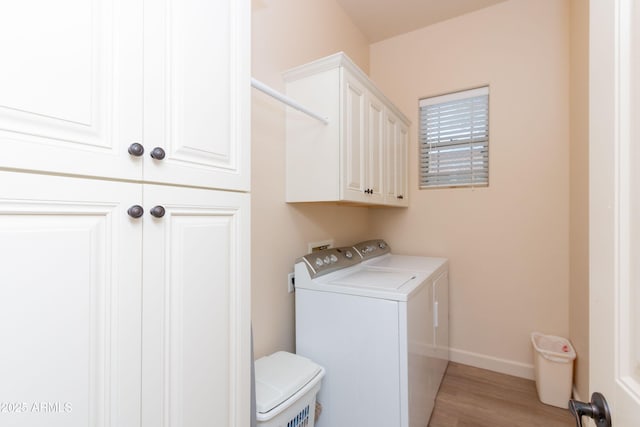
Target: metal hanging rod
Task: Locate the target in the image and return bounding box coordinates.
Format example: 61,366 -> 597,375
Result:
251,77 -> 329,125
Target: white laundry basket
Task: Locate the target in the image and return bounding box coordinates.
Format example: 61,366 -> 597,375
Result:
531,332 -> 576,408
255,351 -> 325,427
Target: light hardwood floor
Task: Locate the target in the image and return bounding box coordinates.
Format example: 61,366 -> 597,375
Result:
428,362 -> 575,427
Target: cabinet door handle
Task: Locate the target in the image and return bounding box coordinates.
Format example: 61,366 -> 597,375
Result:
127,205 -> 144,218
397,195 -> 404,199
128,143 -> 144,157
150,205 -> 166,218
150,147 -> 166,160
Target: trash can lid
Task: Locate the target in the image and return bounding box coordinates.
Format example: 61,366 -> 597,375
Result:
255,351 -> 322,414
531,332 -> 576,361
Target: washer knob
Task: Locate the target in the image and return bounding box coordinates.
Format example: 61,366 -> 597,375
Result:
345,250 -> 353,259
315,257 -> 323,268
379,241 -> 386,249
324,256 -> 331,265
330,254 -> 338,263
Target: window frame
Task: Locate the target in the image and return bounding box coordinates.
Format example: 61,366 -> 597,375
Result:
418,86 -> 490,189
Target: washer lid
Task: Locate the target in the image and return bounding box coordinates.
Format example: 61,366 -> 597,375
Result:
330,269 -> 416,290
255,351 -> 322,414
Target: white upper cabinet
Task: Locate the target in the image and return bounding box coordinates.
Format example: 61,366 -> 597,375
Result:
0,0 -> 250,191
143,0 -> 250,191
0,0 -> 144,181
284,53 -> 409,207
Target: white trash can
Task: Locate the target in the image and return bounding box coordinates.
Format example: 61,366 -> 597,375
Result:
531,332 -> 576,408
255,351 -> 325,427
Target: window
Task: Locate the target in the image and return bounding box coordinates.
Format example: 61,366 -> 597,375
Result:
419,86 -> 489,188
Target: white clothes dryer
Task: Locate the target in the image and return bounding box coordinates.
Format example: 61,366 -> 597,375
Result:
294,240 -> 449,427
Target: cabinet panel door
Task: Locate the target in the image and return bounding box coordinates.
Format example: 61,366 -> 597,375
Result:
0,172 -> 142,427
142,185 -> 250,427
384,112 -> 399,204
367,95 -> 385,203
384,111 -> 409,207
342,72 -> 367,202
0,1 -> 143,181
396,121 -> 409,206
143,0 -> 250,191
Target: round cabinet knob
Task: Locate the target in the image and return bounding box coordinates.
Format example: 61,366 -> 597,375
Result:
128,143 -> 144,157
150,205 -> 166,218
127,205 -> 144,218
150,147 -> 166,160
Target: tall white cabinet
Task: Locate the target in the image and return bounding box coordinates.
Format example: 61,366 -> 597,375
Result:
0,2 -> 251,427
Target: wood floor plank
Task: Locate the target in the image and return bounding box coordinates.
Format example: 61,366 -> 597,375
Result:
428,362 -> 575,427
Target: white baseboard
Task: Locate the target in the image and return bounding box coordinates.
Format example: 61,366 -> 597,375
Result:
449,347 -> 535,380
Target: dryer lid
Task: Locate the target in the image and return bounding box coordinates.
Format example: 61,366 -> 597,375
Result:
255,351 -> 322,414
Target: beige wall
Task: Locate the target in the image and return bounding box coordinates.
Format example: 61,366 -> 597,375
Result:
368,0 -> 571,377
251,0 -> 371,358
569,0 -> 589,400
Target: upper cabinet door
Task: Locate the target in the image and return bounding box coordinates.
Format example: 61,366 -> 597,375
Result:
143,0 -> 250,191
342,72 -> 367,202
367,94 -> 385,203
396,121 -> 409,206
384,111 -> 399,204
384,110 -> 409,206
0,0 -> 144,181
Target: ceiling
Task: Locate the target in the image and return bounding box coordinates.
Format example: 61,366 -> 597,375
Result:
335,0 -> 508,42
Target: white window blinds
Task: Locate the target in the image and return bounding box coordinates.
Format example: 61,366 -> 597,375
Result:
419,86 -> 489,188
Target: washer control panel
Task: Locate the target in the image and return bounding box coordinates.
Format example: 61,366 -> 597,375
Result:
353,239 -> 391,260
299,246 -> 362,278
297,240 -> 391,278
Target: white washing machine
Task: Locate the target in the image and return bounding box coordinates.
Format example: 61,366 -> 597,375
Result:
294,240 -> 449,427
